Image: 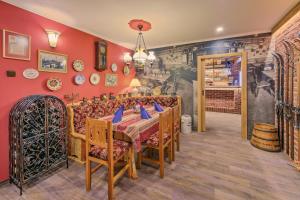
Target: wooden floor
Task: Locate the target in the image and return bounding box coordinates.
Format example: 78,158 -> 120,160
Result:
1,112 -> 300,200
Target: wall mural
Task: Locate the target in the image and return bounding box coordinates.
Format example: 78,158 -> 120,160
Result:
137,33 -> 275,138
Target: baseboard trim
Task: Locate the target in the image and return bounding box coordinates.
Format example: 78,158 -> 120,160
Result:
0,179 -> 9,186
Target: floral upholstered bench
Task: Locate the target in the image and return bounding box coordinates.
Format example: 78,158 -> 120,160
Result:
67,95 -> 181,163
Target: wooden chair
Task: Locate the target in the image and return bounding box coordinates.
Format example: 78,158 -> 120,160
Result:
137,108 -> 173,178
85,118 -> 133,200
172,105 -> 181,161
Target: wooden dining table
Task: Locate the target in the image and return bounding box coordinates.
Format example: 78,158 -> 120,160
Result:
99,106 -> 161,178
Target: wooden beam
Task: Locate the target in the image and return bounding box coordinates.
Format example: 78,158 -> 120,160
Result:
241,51 -> 248,140
296,63 -> 300,162
272,2 -> 300,33
197,56 -> 206,132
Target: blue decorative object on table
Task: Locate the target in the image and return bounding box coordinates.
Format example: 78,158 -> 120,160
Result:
112,105 -> 124,123
154,102 -> 164,112
140,106 -> 151,119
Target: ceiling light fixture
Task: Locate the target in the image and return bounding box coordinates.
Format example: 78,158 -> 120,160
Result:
216,27 -> 224,33
125,19 -> 156,72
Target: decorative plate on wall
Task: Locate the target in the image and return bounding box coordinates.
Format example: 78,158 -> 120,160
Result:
73,60 -> 84,72
23,68 -> 39,79
90,73 -> 100,85
105,74 -> 118,87
74,74 -> 86,85
47,77 -> 62,91
111,63 -> 118,72
123,65 -> 130,76
153,86 -> 161,96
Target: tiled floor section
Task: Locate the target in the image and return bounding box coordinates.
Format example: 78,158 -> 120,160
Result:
1,112 -> 300,200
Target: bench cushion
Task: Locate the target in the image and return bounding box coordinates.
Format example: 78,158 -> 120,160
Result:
174,121 -> 180,134
72,96 -> 178,134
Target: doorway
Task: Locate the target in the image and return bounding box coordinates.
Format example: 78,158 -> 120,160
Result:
197,52 -> 248,139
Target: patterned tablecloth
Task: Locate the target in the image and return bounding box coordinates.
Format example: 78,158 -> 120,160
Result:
99,106 -> 160,151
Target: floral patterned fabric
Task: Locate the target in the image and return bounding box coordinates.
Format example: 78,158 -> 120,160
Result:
89,140 -> 130,160
105,99 -> 121,115
122,98 -> 137,110
72,96 -> 178,134
90,102 -> 106,119
73,102 -> 93,134
174,121 -> 181,135
145,131 -> 171,147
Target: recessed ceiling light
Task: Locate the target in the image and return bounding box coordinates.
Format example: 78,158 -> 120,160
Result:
216,27 -> 224,33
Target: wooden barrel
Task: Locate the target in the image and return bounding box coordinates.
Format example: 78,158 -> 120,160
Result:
250,123 -> 280,152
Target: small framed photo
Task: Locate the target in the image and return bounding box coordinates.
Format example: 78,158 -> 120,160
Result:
3,29 -> 31,60
105,74 -> 118,87
38,50 -> 68,73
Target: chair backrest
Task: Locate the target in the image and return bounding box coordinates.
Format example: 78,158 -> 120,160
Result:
85,118 -> 113,149
159,108 -> 173,145
172,105 -> 180,125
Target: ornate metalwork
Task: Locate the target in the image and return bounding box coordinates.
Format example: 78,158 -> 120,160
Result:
275,38 -> 299,158
9,95 -> 68,195
273,52 -> 285,150
275,100 -> 284,116
291,106 -> 300,129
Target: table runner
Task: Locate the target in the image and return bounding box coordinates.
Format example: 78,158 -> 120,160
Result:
99,106 -> 160,151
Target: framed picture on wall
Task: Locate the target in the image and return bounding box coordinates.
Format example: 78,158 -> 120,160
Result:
3,29 -> 31,60
38,50 -> 68,73
105,74 -> 118,87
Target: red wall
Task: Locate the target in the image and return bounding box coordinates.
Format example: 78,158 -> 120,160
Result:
0,2 -> 134,181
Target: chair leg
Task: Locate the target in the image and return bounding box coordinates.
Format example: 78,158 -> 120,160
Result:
128,147 -> 133,178
137,151 -> 142,169
108,161 -> 114,200
159,146 -> 164,178
168,144 -> 172,164
172,134 -> 175,161
176,132 -> 180,152
85,159 -> 91,191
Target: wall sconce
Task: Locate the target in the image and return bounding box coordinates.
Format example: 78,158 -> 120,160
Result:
45,29 -> 61,48
147,51 -> 156,67
123,52 -> 132,66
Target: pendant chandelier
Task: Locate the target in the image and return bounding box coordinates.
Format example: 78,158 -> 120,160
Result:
126,19 -> 156,71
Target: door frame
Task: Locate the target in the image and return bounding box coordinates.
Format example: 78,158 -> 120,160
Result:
296,62 -> 300,161
197,51 -> 248,140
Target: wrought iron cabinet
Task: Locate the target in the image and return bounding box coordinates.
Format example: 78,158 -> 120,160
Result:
9,95 -> 68,195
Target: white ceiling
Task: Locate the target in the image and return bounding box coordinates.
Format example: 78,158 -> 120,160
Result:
3,0 -> 299,49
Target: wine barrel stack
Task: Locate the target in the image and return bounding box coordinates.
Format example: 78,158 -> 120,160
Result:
250,123 -> 280,152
